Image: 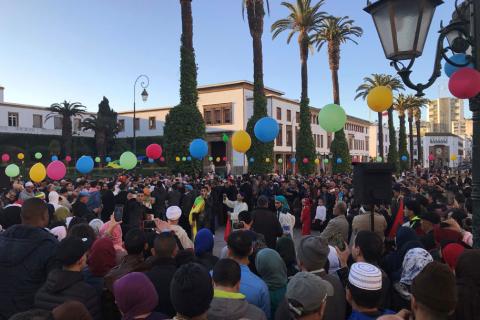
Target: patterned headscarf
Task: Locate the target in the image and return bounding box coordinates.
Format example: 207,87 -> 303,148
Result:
400,248 -> 433,285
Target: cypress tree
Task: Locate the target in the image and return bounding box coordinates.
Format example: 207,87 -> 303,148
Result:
398,112 -> 409,172
297,98 -> 316,175
387,108 -> 399,172
331,128 -> 351,173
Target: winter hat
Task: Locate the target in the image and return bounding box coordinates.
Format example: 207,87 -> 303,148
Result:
442,243 -> 466,270
113,272 -> 158,320
296,236 -> 329,271
411,261 -> 457,314
56,236 -> 90,266
87,238 -> 116,277
170,263 -> 213,318
166,206 -> 182,221
400,248 -> 433,285
194,228 -> 214,256
348,262 -> 382,291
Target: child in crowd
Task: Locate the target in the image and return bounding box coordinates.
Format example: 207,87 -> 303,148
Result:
300,198 -> 311,236
313,198 -> 327,232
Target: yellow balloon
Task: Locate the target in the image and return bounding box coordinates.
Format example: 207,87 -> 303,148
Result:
367,86 -> 393,112
29,162 -> 46,183
175,156 -> 180,162
266,158 -> 270,163
216,157 -> 221,163
231,130 -> 252,153
314,159 -> 320,164
17,153 -> 24,160
451,155 -> 457,161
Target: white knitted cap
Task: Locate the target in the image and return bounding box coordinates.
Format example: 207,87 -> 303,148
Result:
348,262 -> 382,291
166,206 -> 182,221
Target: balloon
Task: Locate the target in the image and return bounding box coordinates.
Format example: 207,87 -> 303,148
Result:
51,155 -> 58,161
249,157 -> 254,163
318,104 -> 347,133
160,157 -> 165,162
208,156 -> 213,161
376,156 -> 383,162
314,159 -> 320,164
444,54 -> 473,77
5,164 -> 20,178
303,158 -> 309,164
278,158 -> 283,164
106,157 -> 112,162
47,160 -> 66,180
222,133 -> 229,143
17,153 -> 24,160
223,156 -> 227,161
336,158 -> 343,164
29,163 -> 46,183
1,154 -> 9,162
216,157 -> 221,163
367,86 -> 393,112
175,156 -> 180,162
146,144 -> 162,160
254,117 -> 279,143
189,139 -> 208,159
187,156 -> 192,161
95,157 -> 101,163
231,130 -> 252,153
428,154 -> 435,161
324,159 -> 329,164
451,154 -> 457,161
448,68 -> 480,99
65,155 -> 72,163
76,156 -> 94,174
120,152 -> 137,170
148,158 -> 154,163
265,158 -> 271,163
290,158 -> 297,164
34,152 -> 42,160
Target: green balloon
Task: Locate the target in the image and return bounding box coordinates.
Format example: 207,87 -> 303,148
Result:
5,164 -> 20,178
278,158 -> 283,164
208,156 -> 213,161
376,156 -> 383,162
222,133 -> 229,143
324,159 -> 329,164
34,152 -> 42,160
95,157 -> 101,163
318,104 -> 347,133
182,156 -> 186,161
119,151 -> 137,170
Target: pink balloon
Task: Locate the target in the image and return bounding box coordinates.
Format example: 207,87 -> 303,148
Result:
146,144 -> 162,160
303,158 -> 309,164
428,154 -> 435,161
65,156 -> 72,163
160,156 -> 165,162
448,68 -> 480,99
222,156 -> 227,161
1,154 -> 10,162
47,160 -> 67,181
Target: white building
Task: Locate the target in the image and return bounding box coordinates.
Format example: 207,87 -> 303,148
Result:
368,122 -> 390,159
427,97 -> 466,135
423,133 -> 464,168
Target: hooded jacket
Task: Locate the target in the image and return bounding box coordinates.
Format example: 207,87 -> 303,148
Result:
208,290 -> 267,320
34,269 -> 101,320
0,225 -> 58,319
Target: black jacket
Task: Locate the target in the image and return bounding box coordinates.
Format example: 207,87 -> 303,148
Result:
145,257 -> 177,317
0,225 -> 58,320
252,207 -> 283,249
34,269 -> 101,320
72,201 -> 95,222
100,190 -> 116,222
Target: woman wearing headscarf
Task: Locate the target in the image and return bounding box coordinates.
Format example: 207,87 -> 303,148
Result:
255,248 -> 288,320
100,215 -> 127,264
113,272 -> 168,320
83,238 -> 117,296
194,228 -> 219,271
392,247 -> 433,311
274,195 -> 295,239
275,236 -> 299,277
49,191 -> 71,225
453,250 -> 480,320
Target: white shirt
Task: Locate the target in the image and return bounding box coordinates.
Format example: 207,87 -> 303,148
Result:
315,205 -> 327,221
223,199 -> 248,222
169,224 -> 194,249
279,212 -> 296,238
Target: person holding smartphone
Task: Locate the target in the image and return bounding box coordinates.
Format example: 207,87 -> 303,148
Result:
223,192 -> 248,240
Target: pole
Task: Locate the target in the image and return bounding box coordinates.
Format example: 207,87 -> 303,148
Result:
133,75 -> 150,156
470,0 -> 480,248
133,98 -> 136,155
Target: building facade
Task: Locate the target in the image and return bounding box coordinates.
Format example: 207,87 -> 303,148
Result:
423,133 -> 464,168
427,97 -> 466,135
368,122 -> 390,159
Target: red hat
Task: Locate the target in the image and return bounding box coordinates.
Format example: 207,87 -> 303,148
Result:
442,243 -> 466,270
434,226 -> 462,246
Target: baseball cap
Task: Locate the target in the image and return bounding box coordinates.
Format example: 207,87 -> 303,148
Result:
78,191 -> 90,198
25,181 -> 34,188
56,236 -> 90,266
286,272 -> 333,317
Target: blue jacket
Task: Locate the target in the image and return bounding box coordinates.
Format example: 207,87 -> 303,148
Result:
0,225 -> 58,319
239,264 -> 271,319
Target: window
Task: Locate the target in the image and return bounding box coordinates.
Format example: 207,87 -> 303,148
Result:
296,112 -> 300,124
73,118 -> 81,131
33,114 -> 43,128
118,119 -> 125,132
53,116 -> 62,129
203,103 -> 233,125
327,134 -> 332,148
149,117 -> 156,130
134,118 -> 140,131
214,109 -> 222,124
277,107 -> 282,120
366,137 -> 369,151
287,110 -> 291,122
320,135 -> 324,148
204,110 -> 212,125
286,125 -> 292,146
8,112 -> 18,127
276,125 -> 283,146
223,106 -> 232,124
316,134 -> 320,147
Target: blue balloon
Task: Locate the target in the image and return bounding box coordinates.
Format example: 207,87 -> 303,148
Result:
187,156 -> 192,161
51,155 -> 58,161
254,117 -> 279,143
401,155 -> 408,161
290,157 -> 297,164
76,156 -> 94,174
444,54 -> 473,77
105,157 -> 112,162
249,157 -> 255,163
189,139 -> 208,159
336,158 -> 343,164
148,158 -> 154,163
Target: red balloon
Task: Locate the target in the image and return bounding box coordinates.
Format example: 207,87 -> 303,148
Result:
65,155 -> 72,163
303,158 -> 309,164
160,156 -> 165,162
428,154 -> 435,161
146,144 -> 162,160
448,68 -> 480,99
1,154 -> 10,162
222,156 -> 227,161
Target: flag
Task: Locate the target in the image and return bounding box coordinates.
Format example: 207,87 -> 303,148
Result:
382,111 -> 388,117
388,198 -> 404,239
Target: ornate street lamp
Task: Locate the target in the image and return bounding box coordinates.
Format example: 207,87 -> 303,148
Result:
365,0 -> 480,247
133,75 -> 150,155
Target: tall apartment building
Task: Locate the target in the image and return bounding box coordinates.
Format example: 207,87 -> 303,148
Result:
427,97 -> 465,135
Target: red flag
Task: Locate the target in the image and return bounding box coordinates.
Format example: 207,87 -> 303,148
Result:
224,215 -> 231,242
382,112 -> 388,117
388,198 -> 404,239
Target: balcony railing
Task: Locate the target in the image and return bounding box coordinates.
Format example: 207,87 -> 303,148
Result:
0,126 -> 94,137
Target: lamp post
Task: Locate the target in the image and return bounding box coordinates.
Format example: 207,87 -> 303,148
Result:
365,0 -> 480,247
133,75 -> 150,155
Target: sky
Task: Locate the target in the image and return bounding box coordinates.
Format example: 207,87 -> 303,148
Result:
0,0 -> 465,121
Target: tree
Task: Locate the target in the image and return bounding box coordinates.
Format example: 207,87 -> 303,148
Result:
243,0 -> 274,174
164,0 -> 206,174
315,16 -> 362,173
355,74 -> 404,169
46,101 -> 86,156
393,94 -> 413,172
272,0 -> 325,175
48,139 -> 61,157
81,97 -> 119,160
410,96 -> 429,167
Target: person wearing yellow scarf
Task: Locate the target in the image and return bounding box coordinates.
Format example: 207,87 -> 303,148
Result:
189,187 -> 208,240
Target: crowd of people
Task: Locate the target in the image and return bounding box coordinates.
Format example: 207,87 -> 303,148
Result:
0,168 -> 477,320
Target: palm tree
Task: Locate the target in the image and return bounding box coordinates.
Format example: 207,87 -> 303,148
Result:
46,101 -> 86,156
411,97 -> 429,167
314,15 -> 362,172
272,0 -> 325,174
242,0 -> 273,174
355,74 -> 404,165
393,94 -> 414,171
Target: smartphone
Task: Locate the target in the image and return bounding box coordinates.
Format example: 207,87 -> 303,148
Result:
232,221 -> 245,230
114,205 -> 124,222
143,220 -> 156,231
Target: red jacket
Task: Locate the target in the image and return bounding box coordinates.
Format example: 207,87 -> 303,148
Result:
301,205 -> 311,235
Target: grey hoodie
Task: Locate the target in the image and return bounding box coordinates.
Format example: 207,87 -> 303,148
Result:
208,295 -> 267,320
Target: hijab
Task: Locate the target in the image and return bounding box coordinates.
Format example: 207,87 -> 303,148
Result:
100,221 -> 123,250
275,195 -> 290,213
194,228 -> 214,256
89,219 -> 104,236
88,238 -> 117,277
48,191 -> 61,210
400,248 -> 433,285
255,248 -> 288,291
